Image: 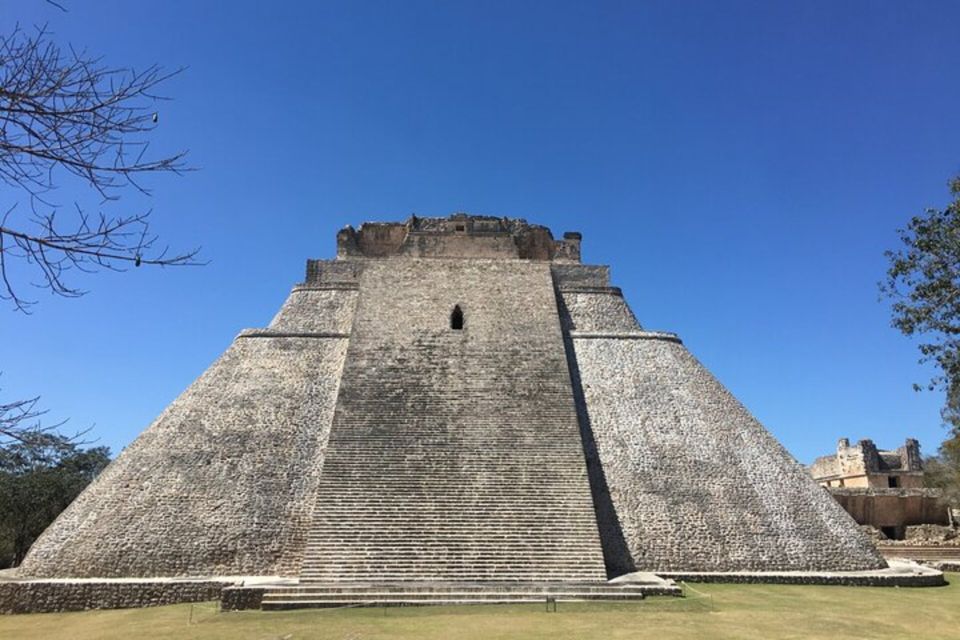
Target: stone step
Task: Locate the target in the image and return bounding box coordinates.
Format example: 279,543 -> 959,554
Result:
310,504 -> 597,510
304,532 -> 600,537
263,589 -> 652,599
308,510 -> 598,517
299,567 -> 605,574
300,560 -> 603,565
301,545 -> 603,552
260,599 -> 607,609
297,569 -> 607,577
266,585 -> 654,594
311,507 -> 595,512
296,576 -> 618,584
297,574 -> 613,581
257,581 -> 682,609
299,560 -> 605,568
305,523 -> 600,531
300,547 -> 604,554
306,522 -> 597,528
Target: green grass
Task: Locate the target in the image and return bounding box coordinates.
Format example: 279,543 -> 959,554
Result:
3,576 -> 959,640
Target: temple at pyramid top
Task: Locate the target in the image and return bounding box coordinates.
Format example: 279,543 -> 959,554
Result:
335,213 -> 583,261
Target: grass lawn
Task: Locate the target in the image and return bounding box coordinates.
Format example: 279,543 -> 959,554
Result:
2,575 -> 958,640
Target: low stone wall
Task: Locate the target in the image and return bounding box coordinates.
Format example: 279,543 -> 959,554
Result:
0,580 -> 227,614
657,571 -> 945,587
829,488 -> 948,531
220,586 -> 265,611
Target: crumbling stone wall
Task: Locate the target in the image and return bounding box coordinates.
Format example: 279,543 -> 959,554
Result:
811,438 -> 925,489
336,215 -> 581,261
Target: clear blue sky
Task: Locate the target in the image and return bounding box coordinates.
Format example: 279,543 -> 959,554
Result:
3,1 -> 959,464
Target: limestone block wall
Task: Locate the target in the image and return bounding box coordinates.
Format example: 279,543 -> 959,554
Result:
18,287 -> 357,578
557,290 -> 640,333
830,489 -> 949,529
0,580 -> 227,614
269,285 -> 358,334
555,275 -> 886,574
299,258 -> 607,582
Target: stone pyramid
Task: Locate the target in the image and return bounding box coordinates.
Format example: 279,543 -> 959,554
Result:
18,214 -> 884,581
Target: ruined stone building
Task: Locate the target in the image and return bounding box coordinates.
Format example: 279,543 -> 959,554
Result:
811,438 -> 947,539
11,214 -> 932,611
811,438 -> 925,489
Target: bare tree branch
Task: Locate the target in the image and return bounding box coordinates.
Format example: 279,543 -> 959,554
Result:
0,390 -> 85,449
0,23 -> 201,313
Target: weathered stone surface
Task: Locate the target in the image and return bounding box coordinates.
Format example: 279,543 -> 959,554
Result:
904,524 -> 960,544
300,258 -> 607,582
269,286 -> 358,334
18,323 -> 353,577
0,581 -> 226,614
557,290 -> 640,333
16,213 -> 887,593
828,488 -> 949,535
565,333 -> 885,572
220,586 -> 264,611
811,437 -> 924,488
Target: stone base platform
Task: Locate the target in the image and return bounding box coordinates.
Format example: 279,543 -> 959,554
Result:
241,577 -> 681,610
878,545 -> 960,561
652,559 -> 946,587
1,561 -> 946,614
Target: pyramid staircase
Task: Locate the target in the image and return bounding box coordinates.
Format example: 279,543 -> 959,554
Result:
260,261 -> 652,608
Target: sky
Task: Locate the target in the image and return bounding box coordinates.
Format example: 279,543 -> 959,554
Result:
2,1 -> 959,464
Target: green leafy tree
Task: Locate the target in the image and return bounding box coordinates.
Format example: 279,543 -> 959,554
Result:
0,434 -> 110,568
923,438 -> 960,507
882,174 -> 960,504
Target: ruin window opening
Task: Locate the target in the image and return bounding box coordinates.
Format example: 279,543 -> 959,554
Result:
888,476 -> 900,488
451,305 -> 464,330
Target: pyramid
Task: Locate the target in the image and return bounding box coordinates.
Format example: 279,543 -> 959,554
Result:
18,214 -> 884,584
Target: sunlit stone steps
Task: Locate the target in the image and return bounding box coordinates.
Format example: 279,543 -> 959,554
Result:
297,260 -> 607,584
259,581 -> 679,609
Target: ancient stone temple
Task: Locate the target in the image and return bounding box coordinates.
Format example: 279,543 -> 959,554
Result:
811,438 -> 948,540
7,214 -> 939,612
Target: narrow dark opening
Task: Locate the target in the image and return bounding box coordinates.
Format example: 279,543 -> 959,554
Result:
881,526 -> 900,540
451,305 -> 464,330
888,475 -> 900,488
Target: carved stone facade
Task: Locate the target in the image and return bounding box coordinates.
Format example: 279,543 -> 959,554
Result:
811,438 -> 925,489
17,214 -> 885,584
810,438 -> 948,539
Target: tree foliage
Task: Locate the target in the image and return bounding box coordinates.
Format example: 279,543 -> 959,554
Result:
923,438 -> 960,508
883,175 -> 960,506
882,175 -> 960,429
0,434 -> 110,568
